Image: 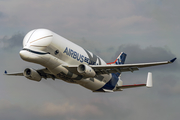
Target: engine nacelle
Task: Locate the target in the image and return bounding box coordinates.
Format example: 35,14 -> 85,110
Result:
77,64 -> 96,77
24,68 -> 42,82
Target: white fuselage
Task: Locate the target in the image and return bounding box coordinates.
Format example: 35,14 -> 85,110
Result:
20,29 -> 112,91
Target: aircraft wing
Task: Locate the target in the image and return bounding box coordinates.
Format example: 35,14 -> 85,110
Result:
92,58 -> 176,74
4,71 -> 24,76
5,68 -> 56,80
65,58 -> 176,74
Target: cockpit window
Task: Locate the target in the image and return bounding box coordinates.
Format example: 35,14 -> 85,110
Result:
54,50 -> 59,55
22,48 -> 50,55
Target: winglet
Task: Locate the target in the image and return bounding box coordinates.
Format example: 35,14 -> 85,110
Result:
4,70 -> 7,74
170,58 -> 177,63
146,72 -> 152,88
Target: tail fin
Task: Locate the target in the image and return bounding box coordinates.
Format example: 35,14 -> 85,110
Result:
107,52 -> 127,65
115,52 -> 127,65
104,52 -> 127,89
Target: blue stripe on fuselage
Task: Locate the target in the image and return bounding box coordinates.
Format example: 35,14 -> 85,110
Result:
95,73 -> 119,92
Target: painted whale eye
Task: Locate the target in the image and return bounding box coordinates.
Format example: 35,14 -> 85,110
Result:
54,50 -> 59,55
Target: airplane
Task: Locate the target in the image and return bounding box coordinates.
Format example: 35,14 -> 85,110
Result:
5,29 -> 177,92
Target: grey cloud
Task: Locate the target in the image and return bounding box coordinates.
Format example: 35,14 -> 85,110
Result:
1,89 -> 179,120
0,0 -> 154,38
154,73 -> 180,97
0,1 -> 180,120
0,33 -> 24,49
0,97 -> 132,120
89,98 -> 132,120
113,45 -> 175,62
112,45 -> 179,71
0,11 -> 5,18
0,102 -> 34,120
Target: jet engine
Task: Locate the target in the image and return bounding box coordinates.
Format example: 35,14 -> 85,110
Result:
77,64 -> 96,77
24,68 -> 42,81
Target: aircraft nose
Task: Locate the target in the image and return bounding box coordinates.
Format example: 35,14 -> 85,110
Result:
19,49 -> 37,62
19,49 -> 29,60
19,49 -> 48,64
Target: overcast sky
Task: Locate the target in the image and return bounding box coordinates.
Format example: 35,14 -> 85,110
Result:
0,0 -> 180,120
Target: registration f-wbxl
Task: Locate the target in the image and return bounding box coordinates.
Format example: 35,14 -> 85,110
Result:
5,29 -> 177,92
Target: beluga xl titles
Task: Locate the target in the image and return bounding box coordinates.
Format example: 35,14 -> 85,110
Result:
5,29 -> 177,92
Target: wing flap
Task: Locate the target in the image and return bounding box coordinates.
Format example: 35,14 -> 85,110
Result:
93,67 -> 139,74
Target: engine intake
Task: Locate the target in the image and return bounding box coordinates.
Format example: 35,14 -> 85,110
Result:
24,68 -> 42,81
77,64 -> 96,77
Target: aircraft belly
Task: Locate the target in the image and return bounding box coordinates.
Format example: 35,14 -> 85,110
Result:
21,51 -> 111,91
77,78 -> 106,91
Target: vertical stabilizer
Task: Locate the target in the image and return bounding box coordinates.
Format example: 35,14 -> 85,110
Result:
146,72 -> 153,88
107,52 -> 127,65
102,52 -> 127,91
115,52 -> 127,65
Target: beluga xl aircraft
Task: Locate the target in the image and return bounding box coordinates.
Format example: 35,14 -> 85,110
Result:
5,29 -> 177,92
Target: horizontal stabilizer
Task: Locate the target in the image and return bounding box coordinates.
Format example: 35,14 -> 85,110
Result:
114,72 -> 153,91
119,84 -> 146,89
